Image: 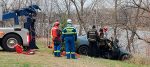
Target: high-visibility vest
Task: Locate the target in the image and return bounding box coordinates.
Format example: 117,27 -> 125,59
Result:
62,27 -> 77,35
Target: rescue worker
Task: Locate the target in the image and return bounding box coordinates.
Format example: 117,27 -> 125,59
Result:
51,21 -> 62,57
62,19 -> 77,59
24,13 -> 39,51
99,28 -> 104,39
29,14 -> 39,49
98,28 -> 105,56
87,25 -> 99,57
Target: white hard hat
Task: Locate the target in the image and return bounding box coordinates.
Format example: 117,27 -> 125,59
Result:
67,19 -> 72,23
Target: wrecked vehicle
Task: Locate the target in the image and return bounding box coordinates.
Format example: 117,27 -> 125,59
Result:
76,35 -> 130,60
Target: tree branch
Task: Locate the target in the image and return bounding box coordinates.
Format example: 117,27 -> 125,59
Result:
135,32 -> 150,43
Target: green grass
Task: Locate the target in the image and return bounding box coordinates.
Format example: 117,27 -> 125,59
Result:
0,39 -> 149,67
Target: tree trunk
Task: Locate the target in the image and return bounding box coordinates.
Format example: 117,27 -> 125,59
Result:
114,0 -> 118,39
71,0 -> 88,34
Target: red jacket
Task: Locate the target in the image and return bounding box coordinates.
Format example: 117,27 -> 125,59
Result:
51,22 -> 61,41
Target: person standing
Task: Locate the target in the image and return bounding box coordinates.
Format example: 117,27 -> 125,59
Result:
29,15 -> 39,49
62,19 -> 77,59
99,28 -> 104,39
87,25 -> 99,57
98,28 -> 105,56
24,13 -> 39,51
51,21 -> 62,57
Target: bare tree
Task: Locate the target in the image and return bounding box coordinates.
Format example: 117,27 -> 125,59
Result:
70,0 -> 88,35
117,0 -> 150,53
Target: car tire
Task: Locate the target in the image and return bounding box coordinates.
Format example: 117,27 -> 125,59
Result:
78,45 -> 88,55
2,34 -> 22,52
121,54 -> 129,60
103,52 -> 112,59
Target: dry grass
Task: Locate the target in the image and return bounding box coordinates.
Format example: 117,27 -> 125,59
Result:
128,54 -> 150,65
0,39 -> 149,67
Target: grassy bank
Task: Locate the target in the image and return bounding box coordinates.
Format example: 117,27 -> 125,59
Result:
0,39 -> 149,67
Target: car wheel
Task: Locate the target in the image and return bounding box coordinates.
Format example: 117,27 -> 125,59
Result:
103,52 -> 112,59
2,34 -> 22,52
78,45 -> 88,55
121,54 -> 129,60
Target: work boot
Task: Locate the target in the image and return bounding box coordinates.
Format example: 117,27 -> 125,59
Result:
57,52 -> 61,57
66,54 -> 70,59
71,54 -> 76,59
54,52 -> 57,57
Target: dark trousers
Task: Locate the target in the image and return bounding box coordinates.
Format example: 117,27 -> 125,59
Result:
53,39 -> 61,57
29,35 -> 39,49
88,41 -> 98,57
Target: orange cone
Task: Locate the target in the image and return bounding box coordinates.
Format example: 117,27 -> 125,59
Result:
61,51 -> 66,56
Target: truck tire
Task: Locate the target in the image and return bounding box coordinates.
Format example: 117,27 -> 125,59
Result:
2,34 -> 22,52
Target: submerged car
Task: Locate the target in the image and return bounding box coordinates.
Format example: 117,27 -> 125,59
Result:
76,35 -> 130,60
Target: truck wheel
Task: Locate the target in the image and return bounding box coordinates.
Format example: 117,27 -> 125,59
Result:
78,45 -> 88,55
2,34 -> 22,52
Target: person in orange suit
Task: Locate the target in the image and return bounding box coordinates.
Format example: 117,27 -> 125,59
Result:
51,21 -> 62,57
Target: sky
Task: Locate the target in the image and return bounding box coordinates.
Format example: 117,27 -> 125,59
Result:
1,0 -> 115,8
0,0 -> 115,12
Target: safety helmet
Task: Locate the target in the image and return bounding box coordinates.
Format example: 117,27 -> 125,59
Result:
67,19 -> 72,24
54,22 -> 60,26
